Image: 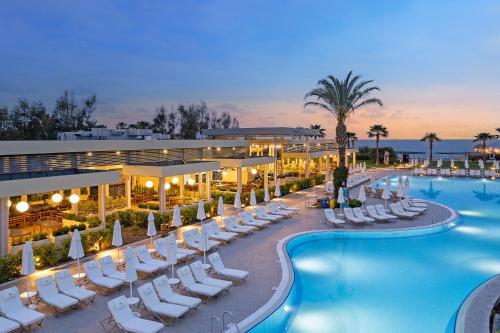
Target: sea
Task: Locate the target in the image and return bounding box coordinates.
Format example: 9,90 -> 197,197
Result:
356,139 -> 500,160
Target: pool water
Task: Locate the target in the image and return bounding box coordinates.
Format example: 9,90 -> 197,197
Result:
250,177 -> 500,333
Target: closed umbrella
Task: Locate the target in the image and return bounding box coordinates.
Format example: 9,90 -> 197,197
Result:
464,159 -> 469,169
21,241 -> 36,302
264,186 -> 270,203
397,176 -> 404,200
337,187 -> 345,216
274,181 -> 281,198
146,212 -> 156,248
172,205 -> 182,228
112,220 -> 123,263
233,191 -> 242,215
479,159 -> 484,169
358,186 -> 366,210
165,233 -> 178,283
217,196 -> 224,221
124,247 -> 138,302
404,177 -> 411,197
200,224 -> 211,265
250,189 -> 257,207
197,200 -> 206,222
382,178 -> 391,210
68,229 -> 85,281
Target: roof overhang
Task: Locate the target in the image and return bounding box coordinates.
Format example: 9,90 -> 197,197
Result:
122,161 -> 221,178
207,156 -> 275,168
0,170 -> 121,197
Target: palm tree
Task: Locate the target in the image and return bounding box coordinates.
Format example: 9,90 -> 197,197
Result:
420,132 -> 441,163
367,125 -> 389,165
346,132 -> 358,148
473,132 -> 495,159
310,124 -> 326,138
305,71 -> 382,194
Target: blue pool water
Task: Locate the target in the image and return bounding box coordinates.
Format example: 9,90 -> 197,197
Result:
250,177 -> 500,333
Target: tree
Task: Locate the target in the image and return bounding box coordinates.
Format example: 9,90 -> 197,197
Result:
473,132 -> 495,159
9,99 -> 53,139
420,132 -> 441,163
367,125 -> 389,165
166,112 -> 179,137
305,71 -> 382,195
152,106 -> 168,134
310,124 -> 326,138
116,122 -> 129,129
52,90 -> 98,132
128,121 -> 152,130
346,132 -> 358,148
178,104 -> 200,139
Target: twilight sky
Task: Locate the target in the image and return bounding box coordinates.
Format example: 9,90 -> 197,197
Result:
1,0 -> 499,139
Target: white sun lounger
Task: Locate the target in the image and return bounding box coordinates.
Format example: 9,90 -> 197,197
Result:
182,229 -> 202,251
154,238 -> 190,261
135,245 -> 169,270
0,317 -> 19,333
223,216 -> 255,234
402,198 -> 427,208
190,261 -> 232,291
390,203 -> 418,218
107,296 -> 164,333
176,266 -> 222,298
277,200 -> 300,212
267,203 -> 293,217
137,282 -> 189,324
153,275 -> 201,309
192,228 -> 220,248
0,287 -> 44,328
35,276 -> 78,311
207,221 -> 238,242
367,205 -> 395,221
375,204 -> 398,219
55,269 -> 96,302
99,255 -> 127,281
400,200 -> 425,213
208,252 -> 249,281
353,207 -> 375,223
239,211 -> 270,228
343,208 -> 366,224
84,261 -> 124,291
254,207 -> 281,221
132,250 -> 161,274
323,208 -> 345,227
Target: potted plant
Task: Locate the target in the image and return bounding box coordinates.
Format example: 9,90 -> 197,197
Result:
10,232 -> 50,254
51,226 -> 71,248
84,217 -> 103,233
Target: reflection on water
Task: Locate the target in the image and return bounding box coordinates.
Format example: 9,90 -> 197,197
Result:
472,183 -> 500,202
420,181 -> 442,199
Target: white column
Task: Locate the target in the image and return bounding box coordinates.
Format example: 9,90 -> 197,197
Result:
125,176 -> 132,209
158,176 -> 166,213
345,152 -> 349,167
105,184 -> 110,197
319,157 -> 323,174
205,172 -> 211,199
71,188 -> 80,215
97,185 -> 106,226
264,164 -> 269,189
236,167 -> 243,193
198,173 -> 203,199
273,137 -> 278,186
353,151 -> 357,166
326,156 -> 331,176
305,137 -> 310,178
179,175 -> 185,197
0,197 -> 9,257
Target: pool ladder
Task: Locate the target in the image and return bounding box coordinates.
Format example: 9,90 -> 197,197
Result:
210,311 -> 241,333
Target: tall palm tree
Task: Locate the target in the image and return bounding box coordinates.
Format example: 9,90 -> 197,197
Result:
310,124 -> 326,138
473,132 -> 495,159
367,125 -> 389,165
346,132 -> 358,148
305,71 -> 382,193
420,132 -> 441,163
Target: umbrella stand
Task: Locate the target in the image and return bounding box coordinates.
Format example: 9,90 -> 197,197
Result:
171,262 -> 175,280
129,282 -> 133,299
203,250 -> 206,265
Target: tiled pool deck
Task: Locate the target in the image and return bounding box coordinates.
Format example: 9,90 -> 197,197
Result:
0,170 -> 456,332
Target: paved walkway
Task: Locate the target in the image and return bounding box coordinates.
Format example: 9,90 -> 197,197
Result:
2,169 -> 453,333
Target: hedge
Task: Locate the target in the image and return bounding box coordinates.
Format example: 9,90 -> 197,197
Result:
0,228 -> 113,284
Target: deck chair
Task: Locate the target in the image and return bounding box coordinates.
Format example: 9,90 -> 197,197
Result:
0,287 -> 44,328
99,255 -> 127,281
135,246 -> 168,270
176,266 -> 222,298
154,238 -> 189,262
137,282 -> 189,325
84,260 -> 123,292
324,208 -> 345,227
208,252 -> 249,281
35,276 -> 78,312
240,211 -> 270,228
153,275 -> 201,309
189,261 -> 232,291
55,269 -> 96,303
107,296 -> 164,333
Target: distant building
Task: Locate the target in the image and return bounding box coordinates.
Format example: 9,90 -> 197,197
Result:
57,128 -> 170,141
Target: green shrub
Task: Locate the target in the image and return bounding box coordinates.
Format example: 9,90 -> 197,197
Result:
0,252 -> 22,283
68,223 -> 86,232
33,243 -> 60,267
333,166 -> 349,197
87,216 -> 101,228
52,226 -> 70,236
32,232 -> 48,241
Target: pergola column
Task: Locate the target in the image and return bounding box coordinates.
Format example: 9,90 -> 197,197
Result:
264,164 -> 269,189
71,188 -> 80,215
319,157 -> 323,174
305,137 -> 310,178
97,184 -> 106,226
236,167 -> 243,193
197,173 -> 203,199
345,152 -> 349,167
158,176 -> 166,213
205,172 -> 211,199
179,175 -> 185,197
326,156 -> 331,176
353,151 -> 357,166
125,176 -> 132,209
0,197 -> 9,257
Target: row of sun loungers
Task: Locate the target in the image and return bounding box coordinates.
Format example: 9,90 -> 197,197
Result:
413,168 -> 498,178
324,199 -> 428,227
346,173 -> 370,189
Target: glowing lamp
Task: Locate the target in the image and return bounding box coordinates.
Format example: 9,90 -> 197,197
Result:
16,201 -> 29,213
187,178 -> 195,186
251,168 -> 258,175
7,200 -> 11,207
165,182 -> 171,190
51,193 -> 63,203
171,177 -> 180,184
69,194 -> 80,204
145,180 -> 154,188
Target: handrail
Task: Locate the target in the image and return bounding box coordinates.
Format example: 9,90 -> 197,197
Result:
223,311 -> 241,333
210,316 -> 223,333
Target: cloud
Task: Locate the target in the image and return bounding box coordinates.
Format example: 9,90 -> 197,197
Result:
389,109 -> 403,119
358,108 -> 386,119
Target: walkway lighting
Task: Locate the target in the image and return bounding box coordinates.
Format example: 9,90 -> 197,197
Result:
51,193 -> 63,203
16,201 -> 29,213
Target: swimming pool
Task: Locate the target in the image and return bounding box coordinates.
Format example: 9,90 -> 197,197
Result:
250,177 -> 500,333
